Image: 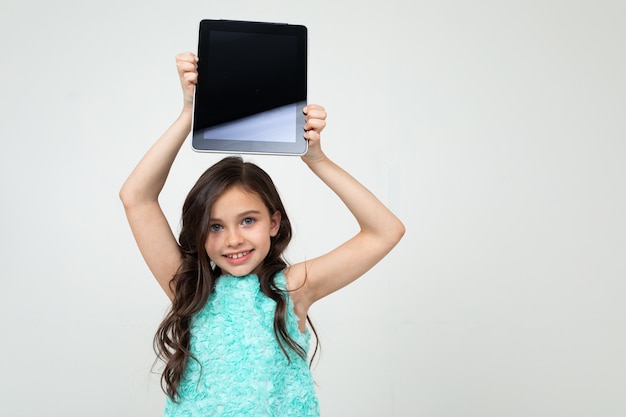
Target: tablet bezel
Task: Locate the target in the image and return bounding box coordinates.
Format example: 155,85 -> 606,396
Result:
191,19 -> 308,155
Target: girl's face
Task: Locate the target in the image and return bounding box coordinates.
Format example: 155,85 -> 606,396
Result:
205,185 -> 281,277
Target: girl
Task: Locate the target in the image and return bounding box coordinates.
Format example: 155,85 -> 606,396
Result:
120,52 -> 405,416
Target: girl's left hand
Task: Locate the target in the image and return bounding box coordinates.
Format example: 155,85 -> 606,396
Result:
302,104 -> 327,164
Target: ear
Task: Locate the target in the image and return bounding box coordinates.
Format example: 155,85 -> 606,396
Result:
269,211 -> 281,237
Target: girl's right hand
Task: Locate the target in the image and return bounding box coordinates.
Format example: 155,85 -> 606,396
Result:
176,52 -> 199,109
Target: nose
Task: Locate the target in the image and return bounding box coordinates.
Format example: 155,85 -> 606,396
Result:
226,228 -> 244,247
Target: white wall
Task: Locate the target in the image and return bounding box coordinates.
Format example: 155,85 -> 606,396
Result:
1,1 -> 625,416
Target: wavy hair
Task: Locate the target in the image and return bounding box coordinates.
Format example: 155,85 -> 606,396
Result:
153,156 -> 318,401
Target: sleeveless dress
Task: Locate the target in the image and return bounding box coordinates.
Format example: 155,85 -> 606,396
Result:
164,271 -> 319,417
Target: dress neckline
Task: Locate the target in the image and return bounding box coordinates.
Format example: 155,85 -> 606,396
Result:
221,273 -> 258,279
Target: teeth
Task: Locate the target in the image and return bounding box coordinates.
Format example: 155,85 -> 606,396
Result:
227,251 -> 249,259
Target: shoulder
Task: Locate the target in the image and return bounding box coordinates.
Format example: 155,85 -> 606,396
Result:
283,265 -> 305,292
283,264 -> 314,314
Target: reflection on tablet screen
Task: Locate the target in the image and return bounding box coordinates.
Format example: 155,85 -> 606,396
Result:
201,104 -> 296,143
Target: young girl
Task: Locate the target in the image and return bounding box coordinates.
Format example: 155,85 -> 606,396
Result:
120,52 -> 405,416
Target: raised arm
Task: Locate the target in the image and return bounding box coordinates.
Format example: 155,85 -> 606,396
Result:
286,105 -> 405,307
119,52 -> 199,299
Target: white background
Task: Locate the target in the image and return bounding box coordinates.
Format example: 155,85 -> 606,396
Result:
1,1 -> 625,416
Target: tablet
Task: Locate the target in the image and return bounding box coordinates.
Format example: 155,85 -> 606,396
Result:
192,20 -> 308,155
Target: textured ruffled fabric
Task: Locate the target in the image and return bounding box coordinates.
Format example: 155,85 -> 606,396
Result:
164,271 -> 319,417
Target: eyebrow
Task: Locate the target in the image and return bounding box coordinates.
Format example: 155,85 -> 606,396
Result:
209,210 -> 263,223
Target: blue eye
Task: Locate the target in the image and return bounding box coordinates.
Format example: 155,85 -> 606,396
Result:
242,218 -> 255,226
209,224 -> 223,232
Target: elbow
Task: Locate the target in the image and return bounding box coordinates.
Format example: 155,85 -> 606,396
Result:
369,216 -> 405,249
118,184 -> 131,207
391,218 -> 406,246
377,217 -> 405,249
119,182 -> 139,209
119,182 -> 158,210
118,186 -> 127,204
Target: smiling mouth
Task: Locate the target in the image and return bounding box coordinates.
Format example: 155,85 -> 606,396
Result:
225,250 -> 252,259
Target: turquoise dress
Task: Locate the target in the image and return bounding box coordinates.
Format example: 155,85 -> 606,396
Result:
164,271 -> 319,416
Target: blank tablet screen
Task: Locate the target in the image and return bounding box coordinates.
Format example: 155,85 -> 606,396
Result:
192,20 -> 308,155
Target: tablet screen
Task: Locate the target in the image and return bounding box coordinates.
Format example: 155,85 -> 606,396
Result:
192,20 -> 308,155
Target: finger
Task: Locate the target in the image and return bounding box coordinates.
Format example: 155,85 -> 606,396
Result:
177,60 -> 198,73
303,129 -> 320,142
305,111 -> 327,125
304,103 -> 326,114
176,51 -> 198,63
303,105 -> 326,121
304,118 -> 326,132
176,54 -> 199,75
183,72 -> 198,85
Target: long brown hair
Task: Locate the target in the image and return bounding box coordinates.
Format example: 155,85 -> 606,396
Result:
154,156 -> 318,401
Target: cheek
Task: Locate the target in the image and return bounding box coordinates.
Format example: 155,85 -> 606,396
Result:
204,236 -> 216,255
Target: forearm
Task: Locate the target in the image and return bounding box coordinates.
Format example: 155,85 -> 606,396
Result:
119,108 -> 192,206
304,154 -> 405,244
